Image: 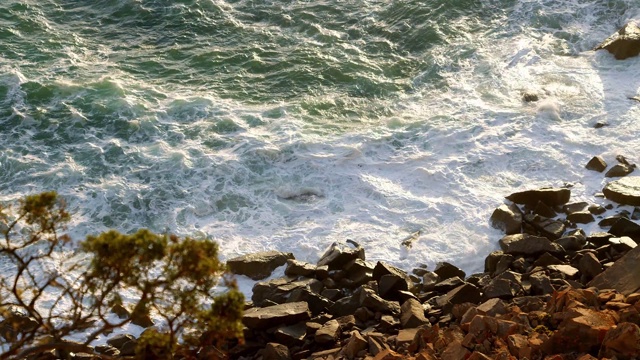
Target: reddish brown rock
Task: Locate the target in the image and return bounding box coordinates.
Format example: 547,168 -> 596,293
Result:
441,340 -> 470,360
599,322 -> 640,359
550,307 -> 616,353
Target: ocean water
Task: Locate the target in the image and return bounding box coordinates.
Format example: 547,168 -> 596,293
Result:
2,0 -> 640,284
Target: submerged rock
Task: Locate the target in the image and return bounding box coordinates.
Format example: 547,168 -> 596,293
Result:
594,22 -> 640,60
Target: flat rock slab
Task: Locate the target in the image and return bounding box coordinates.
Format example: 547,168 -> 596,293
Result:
499,233 -> 564,256
588,245 -> 640,295
227,250 -> 294,280
243,302 -> 311,329
506,188 -> 571,206
603,177 -> 640,205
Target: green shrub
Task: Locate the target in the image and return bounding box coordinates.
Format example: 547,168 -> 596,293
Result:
0,192 -> 243,359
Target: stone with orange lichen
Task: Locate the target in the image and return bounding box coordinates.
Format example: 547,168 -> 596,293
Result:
550,307 -> 617,353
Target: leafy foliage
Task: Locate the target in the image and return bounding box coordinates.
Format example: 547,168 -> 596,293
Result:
0,192 -> 244,359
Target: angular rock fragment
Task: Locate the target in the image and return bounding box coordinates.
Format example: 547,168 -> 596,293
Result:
609,217 -> 640,242
589,245 -> 640,295
263,342 -> 290,360
284,259 -> 316,277
594,22 -> 640,60
605,164 -> 635,178
227,250 -> 294,280
243,302 -> 311,329
599,322 -> 640,359
433,262 -> 466,281
585,156 -> 607,172
400,298 -> 429,329
506,187 -> 571,206
567,211 -> 595,224
317,240 -> 365,270
490,203 -> 523,235
499,233 -> 564,256
315,319 -> 340,344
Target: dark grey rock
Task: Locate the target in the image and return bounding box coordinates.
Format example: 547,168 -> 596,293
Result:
432,276 -> 465,293
609,236 -> 637,252
554,235 -> 585,252
287,288 -> 333,316
529,272 -> 554,295
603,177 -> 640,205
588,245 -> 640,295
317,240 -> 365,270
588,204 -> 607,215
585,156 -> 607,172
284,259 -> 316,277
437,283 -> 482,307
434,262 -> 466,280
567,211 -> 595,224
107,334 -> 136,350
531,252 -> 564,267
243,302 -> 311,329
533,201 -> 556,218
490,203 -> 523,235
578,252 -> 603,282
594,22 -> 640,60
599,214 -> 629,227
522,93 -> 539,102
476,298 -> 507,317
252,277 -> 323,306
227,250 -> 294,280
358,287 -> 400,315
524,214 -> 566,240
373,261 -> 412,299
506,187 -> 571,206
609,217 -> 640,242
605,164 -> 635,178
484,250 -> 505,274
499,233 -> 564,256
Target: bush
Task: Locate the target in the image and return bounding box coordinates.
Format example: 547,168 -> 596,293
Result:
0,192 -> 244,359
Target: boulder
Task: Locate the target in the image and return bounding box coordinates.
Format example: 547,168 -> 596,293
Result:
599,322 -> 640,359
603,177 -> 640,205
437,283 -> 482,307
400,298 -> 429,329
506,187 -> 571,206
550,307 -> 616,353
317,240 -> 365,270
373,261 -> 413,299
609,217 -> 640,242
524,214 -> 566,240
594,22 -> 640,60
605,164 -> 635,178
589,245 -> 640,295
227,251 -> 294,280
499,233 -> 564,256
342,331 -> 368,359
585,156 -> 607,172
490,203 -> 523,235
567,211 -> 595,224
433,262 -> 466,281
252,277 -> 323,306
315,319 -> 340,344
274,322 -> 307,346
243,302 -> 311,329
284,259 -> 316,277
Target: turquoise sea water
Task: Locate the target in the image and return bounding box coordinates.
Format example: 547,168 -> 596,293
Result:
2,0 -> 640,275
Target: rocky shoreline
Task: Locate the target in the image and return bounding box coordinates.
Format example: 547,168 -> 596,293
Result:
220,155 -> 640,360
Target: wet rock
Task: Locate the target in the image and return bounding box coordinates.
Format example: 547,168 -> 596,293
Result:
589,245 -> 640,295
585,156 -> 607,172
609,217 -> 640,241
499,233 -> 564,256
595,22 -> 640,60
524,214 -> 566,240
588,204 -> 607,215
317,240 -> 365,270
227,250 -> 294,280
433,262 -> 466,281
567,211 -> 595,224
603,177 -> 640,205
243,302 -> 311,329
373,262 -> 413,299
599,322 -> 640,359
506,187 -> 571,207
533,201 -> 557,218
400,298 -> 429,329
605,164 -> 635,178
490,203 -> 523,235
523,92 -> 539,102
